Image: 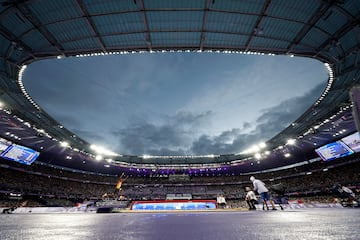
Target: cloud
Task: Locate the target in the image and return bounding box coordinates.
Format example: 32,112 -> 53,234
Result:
252,82 -> 326,137
179,56 -> 327,136
111,82 -> 326,155
112,111 -> 213,155
24,54 -> 328,156
190,82 -> 327,155
191,129 -> 246,155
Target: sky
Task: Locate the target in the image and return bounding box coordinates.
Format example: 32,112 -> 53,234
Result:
22,53 -> 328,156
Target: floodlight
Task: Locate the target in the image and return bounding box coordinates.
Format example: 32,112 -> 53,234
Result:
60,141 -> 69,147
287,139 -> 296,145
254,153 -> 261,159
90,144 -> 119,156
259,142 -> 266,148
252,145 -> 260,152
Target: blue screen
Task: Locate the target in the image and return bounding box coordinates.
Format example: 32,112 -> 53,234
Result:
132,201 -> 217,211
315,141 -> 354,161
0,144 -> 39,165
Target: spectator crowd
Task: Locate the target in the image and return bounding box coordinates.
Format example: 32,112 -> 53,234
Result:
0,156 -> 359,208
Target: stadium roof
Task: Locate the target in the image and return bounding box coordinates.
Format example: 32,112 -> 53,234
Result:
0,0 -> 360,174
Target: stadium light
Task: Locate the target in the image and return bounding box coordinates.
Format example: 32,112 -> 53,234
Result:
314,63 -> 334,106
251,145 -> 260,152
18,65 -> 41,110
284,153 -> 291,158
140,154 -> 219,159
240,142 -> 266,155
95,155 -> 103,161
90,144 -> 119,156
60,141 -> 69,147
254,153 -> 261,159
287,139 -> 296,145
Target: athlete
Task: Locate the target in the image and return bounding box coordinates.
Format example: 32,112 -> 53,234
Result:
114,172 -> 128,198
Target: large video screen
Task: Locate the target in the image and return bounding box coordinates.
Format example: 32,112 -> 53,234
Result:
315,141 -> 354,161
341,132 -> 360,153
0,144 -> 39,165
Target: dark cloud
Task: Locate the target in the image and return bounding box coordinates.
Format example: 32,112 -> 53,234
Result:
252,82 -> 326,138
242,122 -> 252,130
114,123 -> 185,154
112,111 -> 213,155
112,83 -> 326,155
191,129 -> 248,155
49,82 -> 327,156
190,82 -> 327,155
172,110 -> 213,127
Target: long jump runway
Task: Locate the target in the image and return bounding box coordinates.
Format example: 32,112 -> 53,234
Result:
0,208 -> 359,240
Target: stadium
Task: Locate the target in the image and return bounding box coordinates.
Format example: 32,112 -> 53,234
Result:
0,0 -> 360,239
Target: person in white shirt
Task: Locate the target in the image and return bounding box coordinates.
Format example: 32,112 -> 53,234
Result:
216,194 -> 226,208
245,186 -> 258,210
250,176 -> 277,210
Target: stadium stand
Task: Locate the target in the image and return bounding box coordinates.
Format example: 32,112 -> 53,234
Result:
1,157 -> 359,208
